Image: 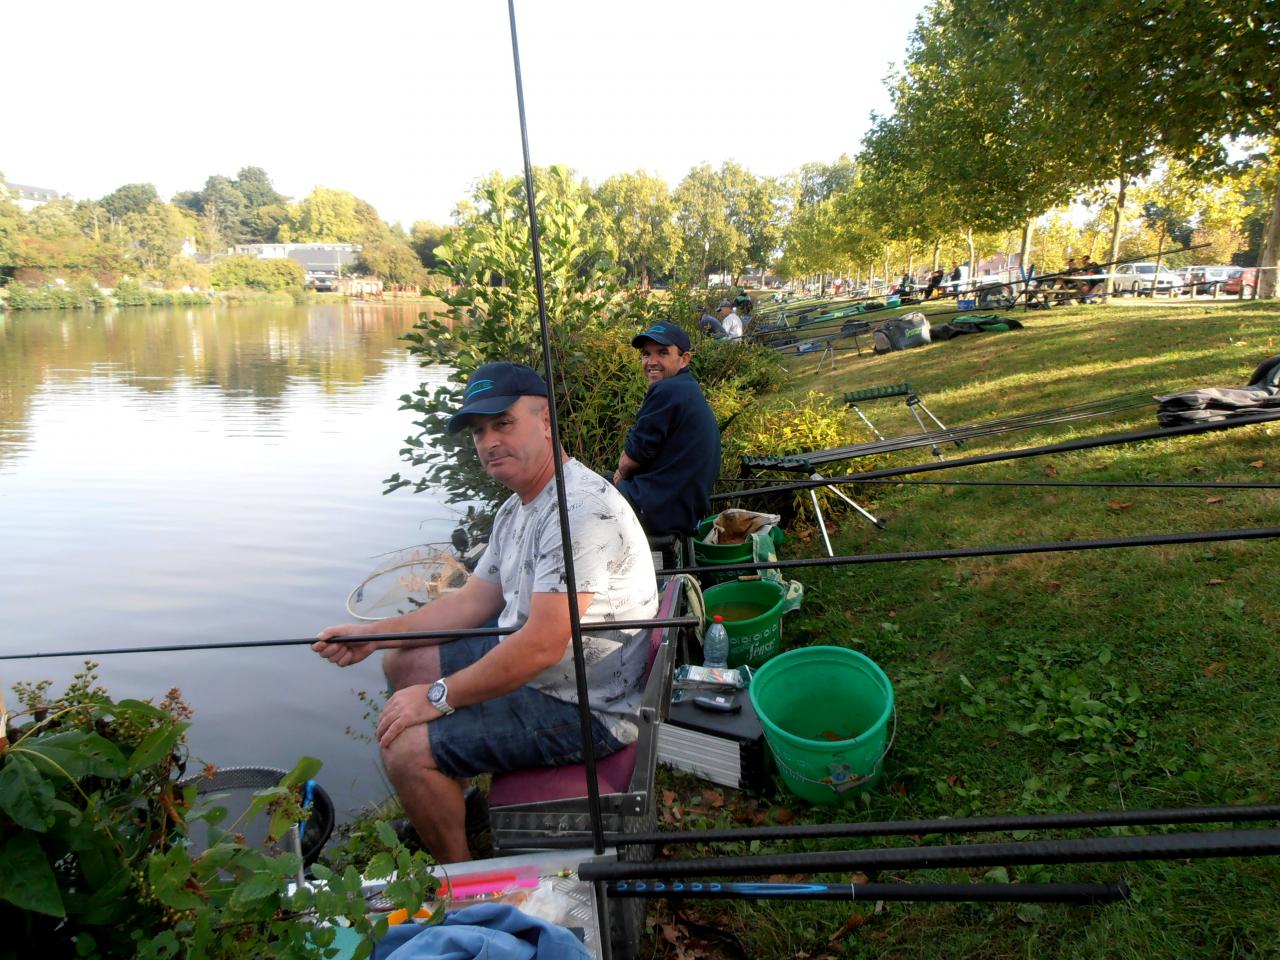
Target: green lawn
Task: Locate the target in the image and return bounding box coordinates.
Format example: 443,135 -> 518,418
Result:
648,300 -> 1280,959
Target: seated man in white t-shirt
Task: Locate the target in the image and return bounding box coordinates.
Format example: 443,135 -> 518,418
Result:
312,362 -> 657,863
715,299 -> 744,340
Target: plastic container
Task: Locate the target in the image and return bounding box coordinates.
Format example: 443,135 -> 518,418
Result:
702,615 -> 730,668
702,578 -> 803,668
957,298 -> 976,311
749,646 -> 894,805
693,516 -> 785,588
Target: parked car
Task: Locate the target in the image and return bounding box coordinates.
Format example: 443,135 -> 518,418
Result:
1185,264 -> 1235,294
1111,262 -> 1184,295
1221,267 -> 1259,298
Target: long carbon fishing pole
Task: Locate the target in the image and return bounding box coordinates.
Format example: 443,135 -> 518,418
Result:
506,1 -> 609,889
0,617 -> 701,662
577,828 -> 1280,882
606,879 -> 1130,905
531,803 -> 1280,851
718,477 -> 1280,492
658,526 -> 1280,579
713,409 -> 1280,501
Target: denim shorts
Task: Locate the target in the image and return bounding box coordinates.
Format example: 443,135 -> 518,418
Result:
429,633 -> 625,779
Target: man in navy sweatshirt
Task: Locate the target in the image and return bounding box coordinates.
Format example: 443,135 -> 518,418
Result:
613,322 -> 721,536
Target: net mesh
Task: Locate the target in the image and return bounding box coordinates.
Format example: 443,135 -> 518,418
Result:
346,545 -> 470,621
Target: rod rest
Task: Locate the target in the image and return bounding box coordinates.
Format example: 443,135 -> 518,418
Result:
844,382 -> 914,403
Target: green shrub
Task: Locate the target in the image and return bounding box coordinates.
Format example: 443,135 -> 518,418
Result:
210,255 -> 304,292
1,667 -> 437,959
721,390 -> 875,523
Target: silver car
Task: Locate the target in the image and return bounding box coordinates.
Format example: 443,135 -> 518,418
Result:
1112,262 -> 1184,296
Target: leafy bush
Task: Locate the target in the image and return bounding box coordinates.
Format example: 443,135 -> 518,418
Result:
210,256 -> 305,292
720,390 -> 876,522
1,667 -> 437,960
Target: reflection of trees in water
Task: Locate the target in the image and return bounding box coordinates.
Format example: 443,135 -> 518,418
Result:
0,301 -> 443,460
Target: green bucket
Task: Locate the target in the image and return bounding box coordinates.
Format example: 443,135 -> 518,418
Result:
749,646 -> 894,805
703,578 -> 803,668
693,516 -> 785,587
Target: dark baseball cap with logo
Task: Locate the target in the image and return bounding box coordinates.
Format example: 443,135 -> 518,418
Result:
446,361 -> 548,434
631,322 -> 692,353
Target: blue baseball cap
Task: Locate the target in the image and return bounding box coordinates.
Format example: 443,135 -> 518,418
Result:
631,322 -> 692,353
446,362 -> 548,434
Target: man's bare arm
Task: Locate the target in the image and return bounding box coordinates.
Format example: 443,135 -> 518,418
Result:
312,575 -> 504,667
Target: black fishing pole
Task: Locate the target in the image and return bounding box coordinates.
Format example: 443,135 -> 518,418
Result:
606,879 -> 1130,905
658,526 -> 1280,579
531,803 -> 1280,850
713,409 -> 1280,502
717,477 -> 1280,492
577,828 -> 1280,882
0,617 -> 702,663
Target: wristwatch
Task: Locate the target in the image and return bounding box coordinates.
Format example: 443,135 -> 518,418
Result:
426,678 -> 455,716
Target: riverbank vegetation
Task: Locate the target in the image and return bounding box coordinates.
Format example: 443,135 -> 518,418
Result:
646,298 -> 1280,958
0,666 -> 437,960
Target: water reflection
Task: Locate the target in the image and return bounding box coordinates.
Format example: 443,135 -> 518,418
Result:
0,301 -> 456,818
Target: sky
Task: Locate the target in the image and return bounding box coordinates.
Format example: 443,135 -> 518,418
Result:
3,0 -> 929,228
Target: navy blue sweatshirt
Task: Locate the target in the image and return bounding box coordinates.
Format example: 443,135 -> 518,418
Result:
618,369 -> 721,536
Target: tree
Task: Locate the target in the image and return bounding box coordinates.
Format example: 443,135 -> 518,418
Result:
673,164 -> 740,285
100,183 -> 159,224
942,0 -> 1280,295
123,201 -> 196,272
594,170 -> 681,287
356,237 -> 427,286
720,163 -> 784,281
409,221 -> 451,270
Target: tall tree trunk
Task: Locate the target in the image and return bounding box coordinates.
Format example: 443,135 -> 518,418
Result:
931,237 -> 942,271
965,227 -> 976,284
1106,177 -> 1127,296
1018,219 -> 1034,275
906,249 -> 915,279
1259,172 -> 1280,299
1151,225 -> 1166,297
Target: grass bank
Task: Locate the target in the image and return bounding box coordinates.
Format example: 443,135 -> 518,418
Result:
651,299 -> 1279,958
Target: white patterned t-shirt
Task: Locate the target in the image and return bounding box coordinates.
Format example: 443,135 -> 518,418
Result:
473,459 -> 659,743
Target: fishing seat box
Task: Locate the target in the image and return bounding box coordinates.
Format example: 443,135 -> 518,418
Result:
656,691 -> 771,792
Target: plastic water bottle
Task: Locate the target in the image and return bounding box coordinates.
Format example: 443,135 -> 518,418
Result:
703,615 -> 730,669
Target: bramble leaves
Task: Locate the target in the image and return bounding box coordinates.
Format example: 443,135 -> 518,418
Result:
0,831 -> 64,916
0,753 -> 54,831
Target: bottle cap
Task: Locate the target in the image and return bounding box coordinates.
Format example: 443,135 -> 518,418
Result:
713,615 -> 724,623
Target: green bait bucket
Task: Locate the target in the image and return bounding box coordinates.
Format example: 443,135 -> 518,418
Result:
693,516 -> 784,588
703,578 -> 803,668
749,646 -> 894,805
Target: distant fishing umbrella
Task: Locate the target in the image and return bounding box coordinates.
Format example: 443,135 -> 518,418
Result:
345,544 -> 470,621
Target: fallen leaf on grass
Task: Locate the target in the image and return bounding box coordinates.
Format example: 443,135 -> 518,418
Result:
827,912 -> 867,943
1249,460 -> 1265,468
1044,580 -> 1062,593
1107,500 -> 1134,510
1044,465 -> 1058,477
946,774 -> 960,787
1204,662 -> 1227,678
931,702 -> 945,721
1206,496 -> 1224,504
774,807 -> 795,825
701,788 -> 725,808
890,781 -> 910,797
1206,578 -> 1226,586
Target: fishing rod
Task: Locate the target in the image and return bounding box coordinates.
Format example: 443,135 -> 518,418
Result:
713,409 -> 1280,501
577,827 -> 1280,882
0,617 -> 702,663
716,477 -> 1280,492
658,526 -> 1280,579
532,803 -> 1280,850
606,879 -> 1130,905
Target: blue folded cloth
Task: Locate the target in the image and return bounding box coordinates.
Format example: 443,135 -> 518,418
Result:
374,902 -> 590,960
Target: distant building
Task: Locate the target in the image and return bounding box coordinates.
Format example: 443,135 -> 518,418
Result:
234,242 -> 361,288
1,179 -> 71,212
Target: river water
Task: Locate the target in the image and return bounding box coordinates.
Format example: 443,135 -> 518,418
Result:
0,301 -> 460,818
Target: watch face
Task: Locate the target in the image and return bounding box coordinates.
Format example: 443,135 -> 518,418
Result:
428,682 -> 445,705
